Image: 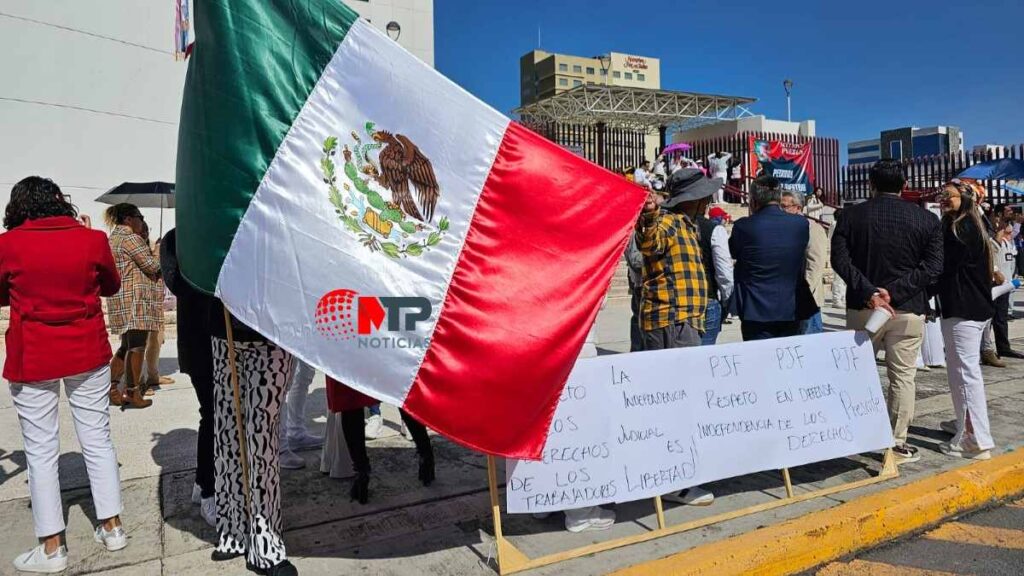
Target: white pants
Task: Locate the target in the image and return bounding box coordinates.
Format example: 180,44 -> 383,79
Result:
281,359 -> 315,442
10,366 -> 123,537
920,316 -> 946,367
981,320 -> 995,353
713,187 -> 724,204
941,318 -> 994,450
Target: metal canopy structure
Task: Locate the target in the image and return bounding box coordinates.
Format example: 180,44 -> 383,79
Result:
514,85 -> 757,133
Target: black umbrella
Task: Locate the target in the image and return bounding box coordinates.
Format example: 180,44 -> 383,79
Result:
96,182 -> 175,236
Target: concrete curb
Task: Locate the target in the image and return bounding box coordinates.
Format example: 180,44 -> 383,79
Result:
609,448 -> 1024,576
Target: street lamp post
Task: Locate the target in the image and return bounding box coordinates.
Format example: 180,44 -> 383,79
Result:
386,21 -> 401,41
598,54 -> 611,85
783,78 -> 793,122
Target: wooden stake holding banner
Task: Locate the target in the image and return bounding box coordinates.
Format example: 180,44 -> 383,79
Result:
223,308 -> 253,509
488,449 -> 898,575
493,331 -> 901,574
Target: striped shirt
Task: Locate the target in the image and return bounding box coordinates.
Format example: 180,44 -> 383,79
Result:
637,210 -> 707,331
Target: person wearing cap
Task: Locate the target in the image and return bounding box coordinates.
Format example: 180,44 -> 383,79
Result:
729,176 -> 818,341
636,168 -> 716,507
696,204 -> 734,345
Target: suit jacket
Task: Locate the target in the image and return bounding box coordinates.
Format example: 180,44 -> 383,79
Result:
830,194 -> 942,315
0,216 -> 120,382
806,220 -> 828,308
729,205 -> 817,323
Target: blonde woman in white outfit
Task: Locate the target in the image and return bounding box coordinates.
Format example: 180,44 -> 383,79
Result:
935,180 -> 998,460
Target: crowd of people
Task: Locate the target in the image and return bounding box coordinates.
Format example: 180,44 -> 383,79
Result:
617,158 -> 1019,513
0,177 -> 432,575
0,159 -> 1020,572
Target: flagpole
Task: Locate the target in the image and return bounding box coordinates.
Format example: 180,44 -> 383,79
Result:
223,308 -> 253,512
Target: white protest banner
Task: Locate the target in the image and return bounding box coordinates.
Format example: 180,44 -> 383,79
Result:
506,330 -> 893,514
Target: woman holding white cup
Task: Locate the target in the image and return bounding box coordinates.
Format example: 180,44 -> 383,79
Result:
934,179 -> 998,460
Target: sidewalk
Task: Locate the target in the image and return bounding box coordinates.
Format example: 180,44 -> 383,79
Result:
0,297 -> 1022,575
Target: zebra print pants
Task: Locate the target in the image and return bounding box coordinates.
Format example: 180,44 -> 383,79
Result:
212,337 -> 293,570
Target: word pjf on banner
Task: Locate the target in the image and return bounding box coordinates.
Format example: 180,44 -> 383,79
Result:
505,330 -> 893,514
749,137 -> 815,194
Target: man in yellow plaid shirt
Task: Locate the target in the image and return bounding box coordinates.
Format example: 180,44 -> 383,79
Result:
636,167 -> 720,508
636,168 -> 716,350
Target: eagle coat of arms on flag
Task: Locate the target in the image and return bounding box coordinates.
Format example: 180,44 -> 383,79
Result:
321,122 -> 450,259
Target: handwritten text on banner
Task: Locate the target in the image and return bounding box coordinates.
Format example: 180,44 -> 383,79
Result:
506,331 -> 893,513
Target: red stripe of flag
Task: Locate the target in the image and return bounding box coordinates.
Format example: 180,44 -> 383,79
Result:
402,122 -> 646,459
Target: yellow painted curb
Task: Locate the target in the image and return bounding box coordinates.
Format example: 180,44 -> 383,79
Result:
609,448 -> 1024,576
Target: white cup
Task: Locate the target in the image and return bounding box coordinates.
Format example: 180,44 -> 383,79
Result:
864,307 -> 893,334
992,279 -> 1020,300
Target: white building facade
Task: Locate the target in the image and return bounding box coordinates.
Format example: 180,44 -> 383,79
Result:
0,0 -> 433,231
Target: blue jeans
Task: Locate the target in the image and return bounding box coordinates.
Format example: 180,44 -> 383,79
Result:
702,299 -> 723,345
800,311 -> 824,335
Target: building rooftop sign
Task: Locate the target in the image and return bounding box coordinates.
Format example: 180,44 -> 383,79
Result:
513,85 -> 757,132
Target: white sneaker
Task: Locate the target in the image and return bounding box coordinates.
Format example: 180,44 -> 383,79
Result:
364,414 -> 384,439
287,432 -> 324,451
564,507 -> 616,533
939,420 -> 958,435
200,496 -> 217,528
94,524 -> 128,552
191,483 -> 202,505
12,544 -> 67,573
939,441 -> 991,460
663,486 -> 714,506
279,449 -> 306,470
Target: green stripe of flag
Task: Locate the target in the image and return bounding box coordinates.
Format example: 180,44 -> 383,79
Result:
176,0 -> 358,293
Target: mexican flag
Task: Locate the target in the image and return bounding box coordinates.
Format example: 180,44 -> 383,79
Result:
176,0 -> 644,459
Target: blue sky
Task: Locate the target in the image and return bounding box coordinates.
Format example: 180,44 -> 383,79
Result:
435,0 -> 1023,162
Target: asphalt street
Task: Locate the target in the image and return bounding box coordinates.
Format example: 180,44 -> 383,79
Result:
815,498 -> 1024,576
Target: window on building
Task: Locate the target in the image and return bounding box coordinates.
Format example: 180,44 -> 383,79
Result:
600,69 -> 608,76
624,72 -> 633,80
613,71 -> 621,78
559,78 -> 568,87
573,79 -> 582,87
573,65 -> 582,73
587,81 -> 595,85
637,73 -> 646,81
890,141 -> 904,160
559,63 -> 568,72
586,67 -> 595,75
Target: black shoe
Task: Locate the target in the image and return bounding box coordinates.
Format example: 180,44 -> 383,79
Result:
212,549 -> 245,562
998,349 -> 1024,360
350,471 -> 370,504
247,560 -> 298,576
418,453 -> 435,487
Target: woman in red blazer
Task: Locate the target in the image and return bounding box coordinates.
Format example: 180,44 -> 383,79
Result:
1,177 -> 129,573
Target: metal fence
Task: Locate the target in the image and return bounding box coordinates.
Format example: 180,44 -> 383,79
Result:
525,121 -> 654,173
682,132 -> 842,206
841,144 -> 1024,204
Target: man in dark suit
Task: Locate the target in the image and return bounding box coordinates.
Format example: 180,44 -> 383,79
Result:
730,176 -> 817,340
830,159 -> 943,464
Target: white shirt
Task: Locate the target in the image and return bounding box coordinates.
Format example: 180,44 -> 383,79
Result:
995,238 -> 1017,281
710,225 -> 734,302
633,168 -> 650,188
707,153 -> 732,180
